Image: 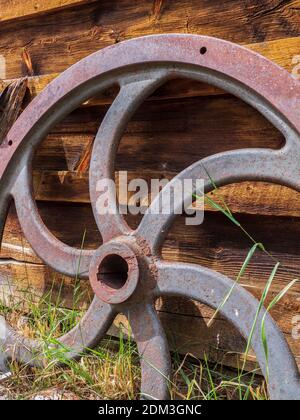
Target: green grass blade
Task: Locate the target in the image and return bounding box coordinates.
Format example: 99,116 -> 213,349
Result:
261,278 -> 298,380
193,192 -> 240,226
242,262 -> 280,372
208,242 -> 263,327
200,162 -> 233,216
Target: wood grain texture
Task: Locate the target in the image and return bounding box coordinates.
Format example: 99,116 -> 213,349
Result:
0,259 -> 92,310
27,93 -> 298,219
31,170 -> 300,218
32,95 -> 284,172
0,1 -> 299,78
0,0 -> 94,22
0,78 -> 27,144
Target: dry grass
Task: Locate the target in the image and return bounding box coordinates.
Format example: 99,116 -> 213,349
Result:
0,289 -> 268,400
1,344 -> 268,400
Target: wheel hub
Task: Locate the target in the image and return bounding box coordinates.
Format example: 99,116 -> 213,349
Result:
89,238 -> 141,304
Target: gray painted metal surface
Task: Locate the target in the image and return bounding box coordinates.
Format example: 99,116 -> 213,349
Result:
0,34 -> 299,399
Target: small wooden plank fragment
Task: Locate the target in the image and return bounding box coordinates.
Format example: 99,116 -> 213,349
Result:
30,169 -> 300,219
0,78 -> 27,144
0,0 -> 94,22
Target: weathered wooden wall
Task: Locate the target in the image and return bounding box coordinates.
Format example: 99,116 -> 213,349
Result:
0,0 -> 299,369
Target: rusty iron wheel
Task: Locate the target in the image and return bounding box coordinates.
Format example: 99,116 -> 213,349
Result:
0,34 -> 299,400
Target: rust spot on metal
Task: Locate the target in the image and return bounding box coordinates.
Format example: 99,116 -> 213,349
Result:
136,236 -> 152,258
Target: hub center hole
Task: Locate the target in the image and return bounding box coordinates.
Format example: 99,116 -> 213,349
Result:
97,254 -> 129,290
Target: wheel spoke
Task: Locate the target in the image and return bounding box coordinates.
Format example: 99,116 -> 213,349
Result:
89,74 -> 168,242
57,296 -> 115,358
136,147 -> 300,254
126,303 -> 171,400
0,315 -> 43,367
155,260 -> 300,400
12,166 -> 93,278
0,296 -> 115,366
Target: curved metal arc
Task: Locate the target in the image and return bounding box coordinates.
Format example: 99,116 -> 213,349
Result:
136,147 -> 300,253
0,316 -> 44,367
155,260 -> 300,400
89,73 -> 169,242
125,303 -> 171,400
12,166 -> 93,279
2,35 -> 300,182
57,296 -> 116,359
0,297 -> 115,366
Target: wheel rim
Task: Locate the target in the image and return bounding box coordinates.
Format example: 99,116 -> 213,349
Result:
0,34 -> 299,400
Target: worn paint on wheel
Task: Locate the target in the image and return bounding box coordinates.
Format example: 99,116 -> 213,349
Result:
0,35 -> 299,400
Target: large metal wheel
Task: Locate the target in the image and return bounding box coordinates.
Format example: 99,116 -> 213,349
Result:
0,34 -> 299,400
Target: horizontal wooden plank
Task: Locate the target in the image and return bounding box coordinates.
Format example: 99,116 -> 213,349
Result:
31,169 -> 300,219
31,95 -> 283,172
0,0 -> 299,79
0,0 -> 94,22
27,93 -> 295,219
3,201 -> 300,279
1,37 -> 299,104
0,74 -> 223,106
0,259 -> 92,310
1,203 -> 101,265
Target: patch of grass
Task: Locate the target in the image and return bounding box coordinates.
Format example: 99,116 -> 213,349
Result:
194,164 -> 298,382
3,338 -> 140,400
0,283 -> 267,400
